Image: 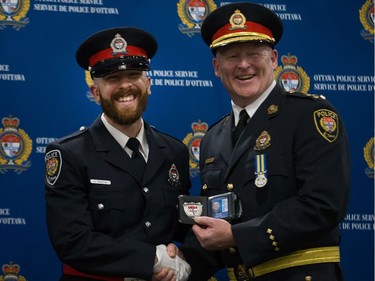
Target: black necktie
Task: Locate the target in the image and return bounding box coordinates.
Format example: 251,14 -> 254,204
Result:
127,138 -> 146,181
232,110 -> 250,146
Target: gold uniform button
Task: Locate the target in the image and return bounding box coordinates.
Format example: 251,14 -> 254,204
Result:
227,183 -> 234,191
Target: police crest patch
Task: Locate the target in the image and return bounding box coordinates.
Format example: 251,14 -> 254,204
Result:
45,149 -> 62,186
313,109 -> 339,142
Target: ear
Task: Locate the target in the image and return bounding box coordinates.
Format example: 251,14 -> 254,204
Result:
89,83 -> 101,103
271,49 -> 278,70
146,76 -> 152,95
213,57 -> 220,77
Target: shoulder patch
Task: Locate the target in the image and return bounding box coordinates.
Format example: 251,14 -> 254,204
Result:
45,149 -> 62,186
313,109 -> 339,142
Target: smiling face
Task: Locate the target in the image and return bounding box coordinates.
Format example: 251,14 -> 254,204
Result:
213,42 -> 278,108
90,70 -> 151,131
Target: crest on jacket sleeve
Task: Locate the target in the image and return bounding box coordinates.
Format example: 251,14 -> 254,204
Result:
313,109 -> 339,142
45,149 -> 62,186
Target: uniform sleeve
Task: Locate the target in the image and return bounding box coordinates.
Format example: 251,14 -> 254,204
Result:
232,100 -> 351,267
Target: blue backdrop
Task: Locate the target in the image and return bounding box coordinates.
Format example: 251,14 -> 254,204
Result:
0,1 -> 374,280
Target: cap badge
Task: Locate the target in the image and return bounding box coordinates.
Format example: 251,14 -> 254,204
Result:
168,163 -> 181,186
229,9 -> 247,30
254,131 -> 271,151
110,33 -> 128,56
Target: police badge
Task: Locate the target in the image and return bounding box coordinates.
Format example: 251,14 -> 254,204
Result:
178,192 -> 242,224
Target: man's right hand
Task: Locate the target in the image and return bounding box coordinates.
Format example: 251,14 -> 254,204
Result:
152,268 -> 176,281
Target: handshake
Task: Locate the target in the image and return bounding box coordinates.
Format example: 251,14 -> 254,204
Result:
153,244 -> 191,281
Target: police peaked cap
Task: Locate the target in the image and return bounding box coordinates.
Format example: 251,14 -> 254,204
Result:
201,2 -> 283,50
76,27 -> 158,77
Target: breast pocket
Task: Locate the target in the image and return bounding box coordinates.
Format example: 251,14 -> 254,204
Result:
88,188 -> 124,233
201,167 -> 224,195
162,186 -> 180,208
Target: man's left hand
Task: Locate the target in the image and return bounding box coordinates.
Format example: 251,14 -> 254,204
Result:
192,216 -> 236,250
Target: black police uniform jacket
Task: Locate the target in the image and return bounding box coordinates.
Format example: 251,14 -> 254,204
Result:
44,116 -> 191,280
181,84 -> 350,280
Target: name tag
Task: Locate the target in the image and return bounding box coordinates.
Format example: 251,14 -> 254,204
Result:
90,179 -> 111,185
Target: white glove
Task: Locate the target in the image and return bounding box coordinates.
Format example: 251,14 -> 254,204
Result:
154,244 -> 191,281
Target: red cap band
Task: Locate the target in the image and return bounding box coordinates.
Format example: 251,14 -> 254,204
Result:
212,21 -> 274,42
88,45 -> 147,67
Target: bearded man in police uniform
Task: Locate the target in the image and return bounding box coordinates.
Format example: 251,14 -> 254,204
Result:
178,2 -> 350,281
44,27 -> 191,281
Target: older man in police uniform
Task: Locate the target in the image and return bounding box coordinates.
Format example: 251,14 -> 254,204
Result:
179,2 -> 350,281
44,27 -> 191,281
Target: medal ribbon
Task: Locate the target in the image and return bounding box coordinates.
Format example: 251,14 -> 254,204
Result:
255,154 -> 267,176
254,154 -> 268,188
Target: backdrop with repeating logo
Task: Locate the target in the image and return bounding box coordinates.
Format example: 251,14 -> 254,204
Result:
0,0 -> 374,280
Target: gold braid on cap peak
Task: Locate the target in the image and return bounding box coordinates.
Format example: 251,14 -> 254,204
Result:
210,31 -> 275,49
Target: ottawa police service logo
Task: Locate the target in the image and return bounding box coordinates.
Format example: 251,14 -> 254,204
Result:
0,0 -> 30,30
45,149 -> 62,186
313,109 -> 339,143
0,261 -> 27,281
177,0 -> 216,37
274,53 -> 310,93
359,0 -> 374,43
0,115 -> 32,174
183,120 -> 208,177
363,137 -> 374,178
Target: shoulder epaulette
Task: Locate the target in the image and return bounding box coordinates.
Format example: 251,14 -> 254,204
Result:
58,126 -> 88,143
149,125 -> 184,143
207,113 -> 231,132
286,90 -> 327,100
